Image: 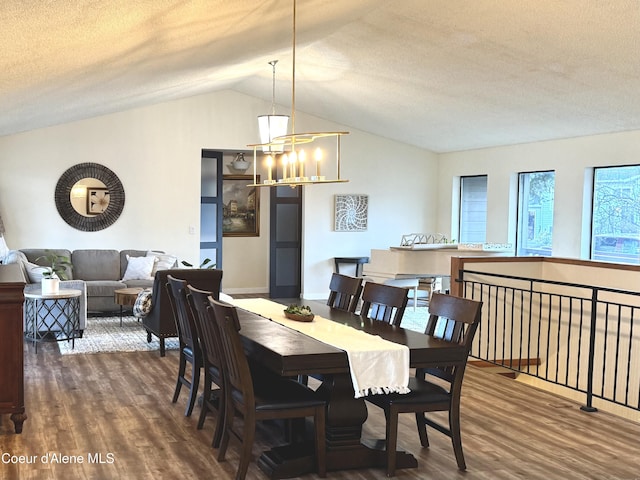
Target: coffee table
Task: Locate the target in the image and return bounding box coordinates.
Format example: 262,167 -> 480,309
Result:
114,287 -> 143,326
24,287 -> 82,353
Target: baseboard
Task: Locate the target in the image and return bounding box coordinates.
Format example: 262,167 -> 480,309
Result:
223,287 -> 269,295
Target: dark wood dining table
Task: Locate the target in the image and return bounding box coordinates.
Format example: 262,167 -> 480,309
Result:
235,298 -> 467,479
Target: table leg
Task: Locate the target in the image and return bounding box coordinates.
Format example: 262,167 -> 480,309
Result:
257,373 -> 417,478
120,306 -> 123,327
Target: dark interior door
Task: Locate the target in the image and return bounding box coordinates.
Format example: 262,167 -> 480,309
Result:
269,185 -> 302,298
200,150 -> 223,269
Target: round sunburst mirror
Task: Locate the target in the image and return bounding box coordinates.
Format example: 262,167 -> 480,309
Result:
55,163 -> 125,232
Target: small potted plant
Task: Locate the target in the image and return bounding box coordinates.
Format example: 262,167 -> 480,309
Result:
180,258 -> 216,269
35,250 -> 72,295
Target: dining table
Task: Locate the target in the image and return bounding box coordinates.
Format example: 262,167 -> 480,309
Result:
232,297 -> 467,479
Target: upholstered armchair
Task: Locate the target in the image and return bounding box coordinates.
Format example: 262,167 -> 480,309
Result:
142,268 -> 223,356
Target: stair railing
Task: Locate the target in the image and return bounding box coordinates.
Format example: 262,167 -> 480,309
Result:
456,268 -> 640,413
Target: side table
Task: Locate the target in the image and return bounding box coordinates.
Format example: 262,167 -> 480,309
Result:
334,256 -> 370,277
24,287 -> 82,353
114,287 -> 143,326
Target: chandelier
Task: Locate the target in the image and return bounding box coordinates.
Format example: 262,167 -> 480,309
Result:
248,0 -> 349,187
257,60 -> 288,154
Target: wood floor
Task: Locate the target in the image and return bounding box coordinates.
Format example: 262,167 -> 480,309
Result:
2,340 -> 640,480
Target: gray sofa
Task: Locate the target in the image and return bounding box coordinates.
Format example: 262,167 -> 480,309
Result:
19,249 -> 172,313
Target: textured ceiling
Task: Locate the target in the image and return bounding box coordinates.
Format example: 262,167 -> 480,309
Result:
3,0 -> 640,153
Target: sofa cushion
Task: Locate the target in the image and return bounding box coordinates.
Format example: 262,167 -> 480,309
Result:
122,255 -> 156,281
85,280 -> 127,298
72,249 -> 120,281
20,249 -> 73,280
124,278 -> 154,289
4,250 -> 29,281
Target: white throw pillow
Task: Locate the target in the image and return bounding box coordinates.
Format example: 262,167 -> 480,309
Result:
122,255 -> 156,281
24,261 -> 49,283
0,236 -> 9,260
2,249 -> 27,265
146,251 -> 177,275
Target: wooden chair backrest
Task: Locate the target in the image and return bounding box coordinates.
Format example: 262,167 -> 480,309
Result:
421,292 -> 482,384
209,298 -> 255,411
186,285 -> 222,373
166,275 -> 200,352
359,281 -> 409,326
327,273 -> 363,312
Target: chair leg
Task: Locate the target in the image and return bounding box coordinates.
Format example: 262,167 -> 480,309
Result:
197,373 -> 211,429
385,407 -> 399,477
236,414 -> 256,480
217,399 -> 234,462
449,406 -> 466,470
415,412 -> 429,447
185,361 -> 200,417
172,353 -> 187,403
314,406 -> 326,478
212,391 -> 225,449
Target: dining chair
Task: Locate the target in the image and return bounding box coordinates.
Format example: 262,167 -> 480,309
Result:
327,272 -> 363,312
364,292 -> 482,476
209,297 -> 327,480
186,285 -> 225,448
299,272 -> 365,387
359,281 -> 410,326
298,273 -> 364,387
166,275 -> 203,417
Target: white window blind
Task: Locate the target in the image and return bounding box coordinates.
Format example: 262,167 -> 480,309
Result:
459,175 -> 487,243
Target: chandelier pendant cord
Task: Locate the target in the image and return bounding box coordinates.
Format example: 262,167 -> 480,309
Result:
269,60 -> 278,116
291,0 -> 296,141
248,0 -> 349,187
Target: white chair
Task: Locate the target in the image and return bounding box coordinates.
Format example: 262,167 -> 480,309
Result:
383,278 -> 420,311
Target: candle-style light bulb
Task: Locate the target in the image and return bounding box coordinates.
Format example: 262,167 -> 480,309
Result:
314,147 -> 322,177
282,154 -> 289,180
266,155 -> 273,182
290,150 -> 297,178
299,149 -> 306,178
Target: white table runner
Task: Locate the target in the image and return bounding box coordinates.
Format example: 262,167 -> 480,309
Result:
230,298 -> 410,399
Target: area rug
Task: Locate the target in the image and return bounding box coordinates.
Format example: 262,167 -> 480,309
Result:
57,315 -> 179,355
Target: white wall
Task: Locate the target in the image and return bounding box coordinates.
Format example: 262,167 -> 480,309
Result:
437,130 -> 640,259
302,129 -> 437,298
0,89 -> 436,296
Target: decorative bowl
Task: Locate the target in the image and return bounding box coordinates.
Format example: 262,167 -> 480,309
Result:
284,311 -> 314,322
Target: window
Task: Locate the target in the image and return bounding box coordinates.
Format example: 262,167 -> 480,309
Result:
459,175 -> 487,243
516,171 -> 555,256
591,165 -> 640,264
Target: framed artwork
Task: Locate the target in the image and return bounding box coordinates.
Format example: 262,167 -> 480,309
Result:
86,187 -> 110,215
222,175 -> 260,237
334,194 -> 368,231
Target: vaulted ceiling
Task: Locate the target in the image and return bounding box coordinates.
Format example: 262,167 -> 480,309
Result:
3,0 -> 640,153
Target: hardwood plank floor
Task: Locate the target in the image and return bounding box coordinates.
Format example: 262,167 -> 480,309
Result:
1,340 -> 640,479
